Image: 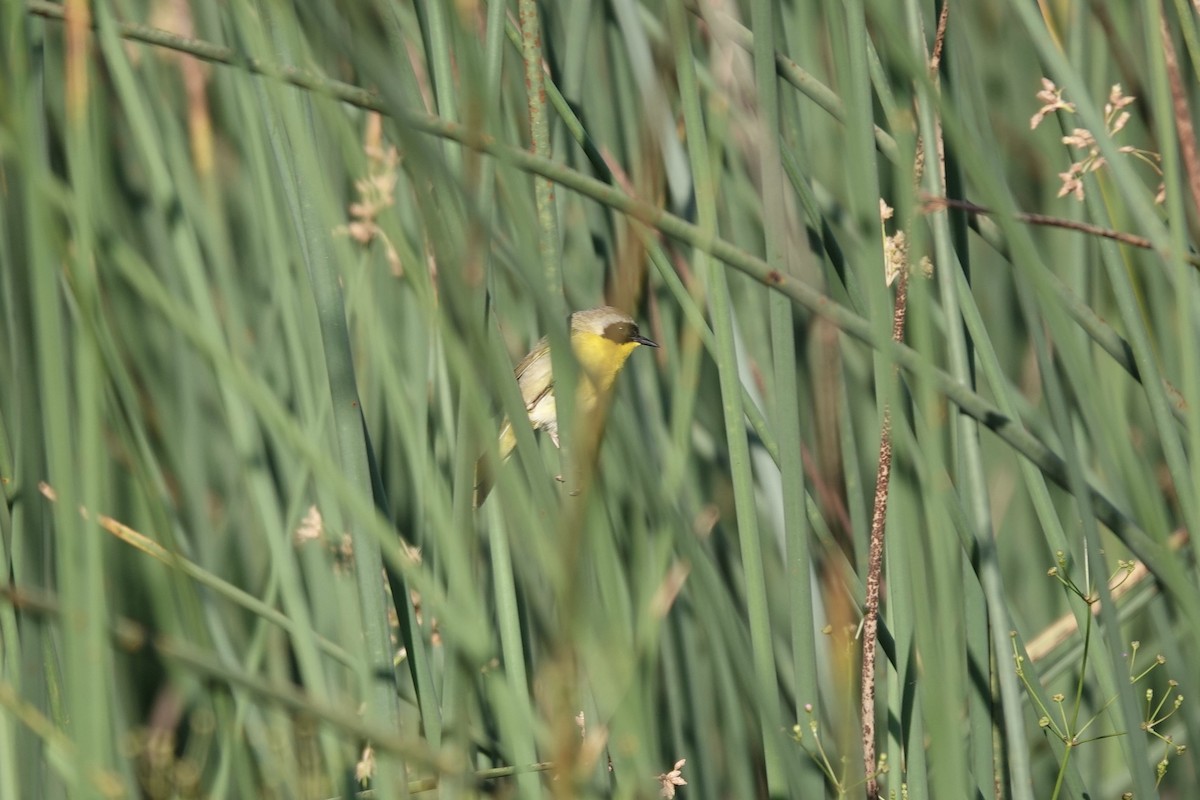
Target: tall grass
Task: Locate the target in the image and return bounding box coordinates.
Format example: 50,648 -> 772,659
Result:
3,1 -> 1199,798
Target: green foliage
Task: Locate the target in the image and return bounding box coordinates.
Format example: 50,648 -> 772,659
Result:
2,1 -> 1199,798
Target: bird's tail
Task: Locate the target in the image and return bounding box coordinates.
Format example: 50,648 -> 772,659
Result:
473,419 -> 517,507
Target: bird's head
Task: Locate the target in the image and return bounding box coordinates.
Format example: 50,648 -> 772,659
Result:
568,305 -> 657,388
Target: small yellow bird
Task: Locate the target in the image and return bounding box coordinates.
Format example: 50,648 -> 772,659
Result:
475,305 -> 658,505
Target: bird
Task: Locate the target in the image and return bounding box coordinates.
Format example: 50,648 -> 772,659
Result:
474,305 -> 658,506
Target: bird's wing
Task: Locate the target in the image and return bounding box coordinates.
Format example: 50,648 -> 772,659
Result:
514,336 -> 554,412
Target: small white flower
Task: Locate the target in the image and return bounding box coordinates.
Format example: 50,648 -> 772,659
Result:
657,759 -> 688,798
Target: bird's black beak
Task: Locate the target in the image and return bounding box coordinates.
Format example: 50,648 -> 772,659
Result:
633,335 -> 658,348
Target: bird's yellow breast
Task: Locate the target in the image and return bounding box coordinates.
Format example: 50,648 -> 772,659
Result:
571,330 -> 640,396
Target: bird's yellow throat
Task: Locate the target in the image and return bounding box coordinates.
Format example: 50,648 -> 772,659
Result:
571,330 -> 642,396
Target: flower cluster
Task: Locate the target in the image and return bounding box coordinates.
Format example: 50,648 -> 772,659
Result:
1032,79 -> 1164,204
656,759 -> 687,798
336,113 -> 405,275
880,200 -> 933,286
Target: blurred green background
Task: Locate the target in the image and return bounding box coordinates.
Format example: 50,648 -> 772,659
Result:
3,0 -> 1199,798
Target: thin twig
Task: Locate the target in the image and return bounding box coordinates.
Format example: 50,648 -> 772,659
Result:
860,269 -> 909,800
930,1 -> 951,72
864,10 -> 946,793
1159,12 -> 1200,238
920,195 -> 1200,268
